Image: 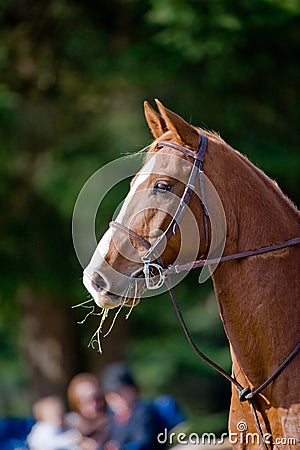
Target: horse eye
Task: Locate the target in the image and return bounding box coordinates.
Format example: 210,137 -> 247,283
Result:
154,181 -> 172,193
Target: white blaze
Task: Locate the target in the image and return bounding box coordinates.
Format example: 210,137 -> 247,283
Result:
83,155 -> 156,296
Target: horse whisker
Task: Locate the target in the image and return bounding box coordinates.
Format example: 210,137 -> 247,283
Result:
103,295 -> 128,338
77,306 -> 96,324
71,299 -> 94,309
71,299 -> 97,324
125,279 -> 138,320
88,308 -> 109,353
78,281 -> 139,353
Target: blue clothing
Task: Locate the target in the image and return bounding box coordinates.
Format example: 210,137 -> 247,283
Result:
0,417 -> 35,450
153,395 -> 186,432
105,400 -> 167,450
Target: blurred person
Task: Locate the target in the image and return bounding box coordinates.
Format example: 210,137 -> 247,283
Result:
0,416 -> 35,450
153,395 -> 187,435
66,372 -> 109,450
27,395 -> 81,450
101,362 -> 167,450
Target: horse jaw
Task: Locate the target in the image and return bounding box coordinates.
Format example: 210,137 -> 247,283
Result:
95,293 -> 141,310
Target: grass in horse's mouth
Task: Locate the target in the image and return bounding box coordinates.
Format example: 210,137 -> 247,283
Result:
72,281 -> 138,353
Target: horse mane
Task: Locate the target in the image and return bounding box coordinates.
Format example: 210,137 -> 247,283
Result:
223,139 -> 300,222
196,129 -> 297,213
142,127 -> 299,221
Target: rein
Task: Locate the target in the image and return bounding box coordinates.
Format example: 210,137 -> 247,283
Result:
165,235 -> 300,275
166,278 -> 300,450
109,134 -> 300,449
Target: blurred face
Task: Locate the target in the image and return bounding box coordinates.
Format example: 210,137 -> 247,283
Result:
45,403 -> 64,426
36,399 -> 64,427
75,381 -> 106,420
105,386 -> 138,415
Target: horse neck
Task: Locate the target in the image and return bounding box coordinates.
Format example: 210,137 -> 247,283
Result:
207,142 -> 299,251
206,141 -> 300,387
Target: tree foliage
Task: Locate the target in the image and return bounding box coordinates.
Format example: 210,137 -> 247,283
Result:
0,0 -> 299,433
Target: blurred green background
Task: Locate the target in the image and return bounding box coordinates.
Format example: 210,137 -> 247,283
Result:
0,0 -> 299,436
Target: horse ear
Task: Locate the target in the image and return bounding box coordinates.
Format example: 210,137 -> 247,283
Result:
144,101 -> 167,139
155,99 -> 200,149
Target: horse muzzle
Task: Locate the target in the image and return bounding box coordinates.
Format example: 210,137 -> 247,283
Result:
83,270 -> 142,309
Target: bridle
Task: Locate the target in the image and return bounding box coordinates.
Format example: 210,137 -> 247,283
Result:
111,134 -> 210,290
110,132 -> 300,288
110,134 -> 300,449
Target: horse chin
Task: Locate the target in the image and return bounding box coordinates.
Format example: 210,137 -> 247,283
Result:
94,292 -> 140,309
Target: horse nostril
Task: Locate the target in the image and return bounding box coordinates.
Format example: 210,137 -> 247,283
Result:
92,272 -> 107,292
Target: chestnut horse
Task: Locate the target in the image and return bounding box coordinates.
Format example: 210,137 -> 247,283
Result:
83,100 -> 300,449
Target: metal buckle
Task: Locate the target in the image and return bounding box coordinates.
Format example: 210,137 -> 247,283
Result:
142,260 -> 165,290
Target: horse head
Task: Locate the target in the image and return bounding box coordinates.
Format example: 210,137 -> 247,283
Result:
81,100 -> 300,447
83,100 -> 213,309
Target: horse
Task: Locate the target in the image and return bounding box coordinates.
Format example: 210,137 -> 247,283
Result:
82,100 -> 300,449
